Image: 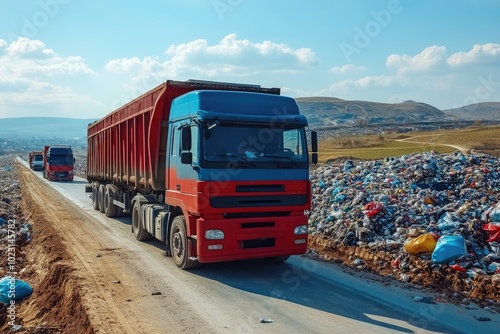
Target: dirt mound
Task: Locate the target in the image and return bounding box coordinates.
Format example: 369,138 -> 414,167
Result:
0,166 -> 93,333
309,235 -> 500,307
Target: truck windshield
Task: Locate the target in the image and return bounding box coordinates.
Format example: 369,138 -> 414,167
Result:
49,155 -> 74,166
202,123 -> 307,163
34,155 -> 43,161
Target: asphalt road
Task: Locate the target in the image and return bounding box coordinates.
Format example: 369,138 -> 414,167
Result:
18,158 -> 499,333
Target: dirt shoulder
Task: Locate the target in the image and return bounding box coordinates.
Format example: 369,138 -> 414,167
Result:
9,164 -> 163,333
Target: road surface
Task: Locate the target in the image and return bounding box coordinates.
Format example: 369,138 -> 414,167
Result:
17,159 -> 499,333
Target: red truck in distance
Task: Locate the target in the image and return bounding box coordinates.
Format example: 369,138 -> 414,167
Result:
28,151 -> 44,171
85,79 -> 318,269
43,145 -> 75,181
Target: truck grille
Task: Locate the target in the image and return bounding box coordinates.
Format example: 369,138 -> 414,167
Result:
242,238 -> 275,249
210,194 -> 307,208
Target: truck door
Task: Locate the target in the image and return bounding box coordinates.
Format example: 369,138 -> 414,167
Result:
167,125 -> 179,192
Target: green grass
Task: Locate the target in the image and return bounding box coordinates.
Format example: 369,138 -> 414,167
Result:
318,125 -> 500,163
320,140 -> 454,162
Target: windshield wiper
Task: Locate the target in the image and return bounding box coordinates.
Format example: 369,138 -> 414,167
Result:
261,154 -> 299,166
236,155 -> 257,167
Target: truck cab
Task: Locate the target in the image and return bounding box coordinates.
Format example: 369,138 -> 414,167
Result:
165,90 -> 314,265
43,145 -> 75,181
29,151 -> 44,171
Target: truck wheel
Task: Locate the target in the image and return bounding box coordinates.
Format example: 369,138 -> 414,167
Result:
170,216 -> 199,269
92,182 -> 100,210
269,255 -> 290,263
98,184 -> 106,213
132,201 -> 150,241
104,185 -> 117,218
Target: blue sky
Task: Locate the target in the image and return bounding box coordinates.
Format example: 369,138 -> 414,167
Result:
1,0 -> 499,119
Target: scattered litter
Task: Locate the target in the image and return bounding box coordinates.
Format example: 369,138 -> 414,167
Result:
0,276 -> 33,303
404,233 -> 436,255
414,296 -> 436,304
260,318 -> 274,323
431,235 -> 467,264
11,324 -> 22,331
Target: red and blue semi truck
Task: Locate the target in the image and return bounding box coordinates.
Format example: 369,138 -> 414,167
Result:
85,79 -> 318,269
43,145 -> 75,181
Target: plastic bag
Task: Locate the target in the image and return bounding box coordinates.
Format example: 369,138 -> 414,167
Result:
0,276 -> 33,303
483,223 -> 500,242
489,204 -> 500,222
404,233 -> 437,255
363,201 -> 384,217
431,235 -> 467,264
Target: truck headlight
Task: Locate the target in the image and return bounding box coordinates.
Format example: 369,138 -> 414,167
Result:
294,225 -> 307,235
205,230 -> 224,240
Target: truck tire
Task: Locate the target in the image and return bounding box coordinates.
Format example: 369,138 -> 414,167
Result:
269,255 -> 290,263
92,182 -> 100,210
104,185 -> 117,218
132,201 -> 150,241
169,216 -> 199,269
98,184 -> 106,213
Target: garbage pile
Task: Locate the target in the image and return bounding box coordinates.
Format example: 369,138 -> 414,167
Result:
308,151 -> 500,302
0,156 -> 34,327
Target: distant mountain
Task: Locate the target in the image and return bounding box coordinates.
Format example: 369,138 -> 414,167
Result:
442,102 -> 500,120
295,97 -> 455,129
0,117 -> 97,139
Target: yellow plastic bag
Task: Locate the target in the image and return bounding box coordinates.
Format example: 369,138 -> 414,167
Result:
404,233 -> 437,255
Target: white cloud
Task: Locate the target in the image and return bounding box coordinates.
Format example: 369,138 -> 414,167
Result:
0,39 -> 6,49
6,37 -> 54,57
0,38 -> 100,118
106,33 -> 318,81
447,43 -> 500,67
0,38 -> 95,77
330,64 -> 366,74
386,46 -> 446,74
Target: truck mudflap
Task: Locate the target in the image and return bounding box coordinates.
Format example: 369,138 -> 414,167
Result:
194,215 -> 308,263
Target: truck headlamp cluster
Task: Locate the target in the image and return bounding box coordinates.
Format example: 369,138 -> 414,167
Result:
205,230 -> 225,240
294,225 -> 307,235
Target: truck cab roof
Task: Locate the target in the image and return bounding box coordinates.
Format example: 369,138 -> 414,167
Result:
171,90 -> 308,126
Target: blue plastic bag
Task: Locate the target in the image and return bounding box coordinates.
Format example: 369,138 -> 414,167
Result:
431,235 -> 467,264
0,276 -> 33,303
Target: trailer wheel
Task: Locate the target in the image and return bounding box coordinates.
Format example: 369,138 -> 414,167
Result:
91,182 -> 100,210
132,201 -> 150,241
98,184 -> 106,213
170,216 -> 198,269
104,185 -> 117,218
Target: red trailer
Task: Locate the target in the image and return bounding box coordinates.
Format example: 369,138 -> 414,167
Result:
86,79 -> 318,269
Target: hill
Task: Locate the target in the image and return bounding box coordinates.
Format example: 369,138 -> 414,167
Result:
295,97 -> 455,129
442,102 -> 500,120
0,117 -> 97,139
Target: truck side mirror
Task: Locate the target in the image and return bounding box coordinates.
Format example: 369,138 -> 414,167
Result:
311,131 -> 318,152
311,153 -> 318,165
310,131 -> 318,165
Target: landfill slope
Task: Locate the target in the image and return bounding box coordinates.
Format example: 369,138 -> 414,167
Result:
0,156 -> 93,333
308,151 -> 500,307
